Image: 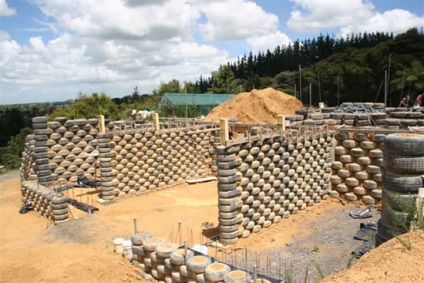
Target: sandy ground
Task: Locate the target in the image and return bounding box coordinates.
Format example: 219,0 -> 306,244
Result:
1,170 -> 423,283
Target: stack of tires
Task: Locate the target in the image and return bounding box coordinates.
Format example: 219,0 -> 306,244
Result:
170,248 -> 194,282
32,116 -> 55,185
149,242 -> 178,281
216,145 -> 243,245
51,194 -> 69,223
377,133 -> 424,246
186,255 -> 212,282
142,237 -> 165,276
20,134 -> 36,181
98,133 -> 116,200
131,234 -> 146,267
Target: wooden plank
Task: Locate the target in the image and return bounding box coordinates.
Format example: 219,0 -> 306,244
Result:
277,115 -> 286,132
220,118 -> 229,146
99,115 -> 106,133
186,177 -> 217,184
337,127 -> 410,134
152,113 -> 160,130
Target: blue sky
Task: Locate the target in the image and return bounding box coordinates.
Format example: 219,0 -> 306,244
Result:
1,0 -> 423,105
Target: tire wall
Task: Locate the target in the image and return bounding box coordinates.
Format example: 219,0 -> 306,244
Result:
29,116 -> 115,186
289,104 -> 423,128
132,235 -> 254,283
20,181 -> 69,223
217,131 -> 334,244
330,131 -> 386,205
26,116 -> 216,200
377,133 -> 424,246
20,134 -> 36,182
108,127 -> 215,199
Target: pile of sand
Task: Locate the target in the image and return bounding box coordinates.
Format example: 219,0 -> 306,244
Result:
205,87 -> 303,123
322,229 -> 424,283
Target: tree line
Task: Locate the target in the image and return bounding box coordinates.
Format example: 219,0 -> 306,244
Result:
1,28 -> 423,169
187,28 -> 423,106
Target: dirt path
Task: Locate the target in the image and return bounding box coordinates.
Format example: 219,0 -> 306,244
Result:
0,171 -> 388,282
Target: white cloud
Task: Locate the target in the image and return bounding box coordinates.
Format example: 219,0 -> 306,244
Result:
196,0 -> 280,42
287,0 -> 424,37
34,0 -> 194,42
0,0 -> 16,16
2,0 -> 288,104
3,0 -> 420,105
247,31 -> 292,53
340,9 -> 424,36
287,0 -> 375,31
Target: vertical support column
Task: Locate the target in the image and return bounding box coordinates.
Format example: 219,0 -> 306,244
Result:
414,188 -> 424,230
32,116 -> 55,186
21,134 -> 35,182
216,145 -> 241,245
153,112 -> 160,130
277,115 -> 286,132
220,118 -> 229,146
99,115 -> 106,133
98,133 -> 115,200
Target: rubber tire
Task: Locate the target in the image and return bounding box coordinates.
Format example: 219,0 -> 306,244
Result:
381,206 -> 412,229
131,234 -> 148,246
384,153 -> 424,175
186,255 -> 211,274
52,208 -> 69,215
382,171 -> 424,193
143,237 -> 165,252
219,202 -> 242,213
156,242 -> 179,258
216,154 -> 236,162
205,263 -> 231,282
218,183 -> 238,191
382,133 -> 424,156
382,190 -> 416,211
219,225 -> 238,233
219,214 -> 243,226
217,174 -> 242,184
218,188 -> 242,198
217,160 -> 242,169
51,203 -> 68,210
223,270 -> 251,283
51,195 -> 67,204
377,219 -> 407,241
217,169 -> 238,177
219,211 -> 240,219
54,213 -> 69,221
170,249 -> 194,266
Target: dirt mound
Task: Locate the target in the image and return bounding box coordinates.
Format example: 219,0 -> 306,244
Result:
322,229 -> 424,283
205,87 -> 303,123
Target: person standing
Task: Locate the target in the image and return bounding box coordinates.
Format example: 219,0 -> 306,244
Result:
400,95 -> 410,107
416,93 -> 423,107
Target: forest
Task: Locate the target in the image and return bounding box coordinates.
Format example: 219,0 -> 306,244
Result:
1,28 -> 423,169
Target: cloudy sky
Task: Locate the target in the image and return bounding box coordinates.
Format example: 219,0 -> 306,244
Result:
1,0 -> 423,105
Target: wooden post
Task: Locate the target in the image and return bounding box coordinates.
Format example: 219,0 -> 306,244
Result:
220,118 -> 229,146
414,187 -> 424,231
152,113 -> 160,130
277,115 -> 286,132
99,115 -> 105,133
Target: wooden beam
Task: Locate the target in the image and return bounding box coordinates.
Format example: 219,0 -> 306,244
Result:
152,112 -> 160,130
99,115 -> 105,133
220,118 -> 229,146
277,115 -> 286,132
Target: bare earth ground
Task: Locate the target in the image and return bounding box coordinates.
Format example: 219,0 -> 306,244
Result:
1,171 -> 423,283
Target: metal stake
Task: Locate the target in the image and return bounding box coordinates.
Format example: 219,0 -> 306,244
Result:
133,218 -> 137,234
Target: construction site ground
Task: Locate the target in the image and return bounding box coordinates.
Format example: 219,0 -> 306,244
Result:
1,170 -> 423,283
